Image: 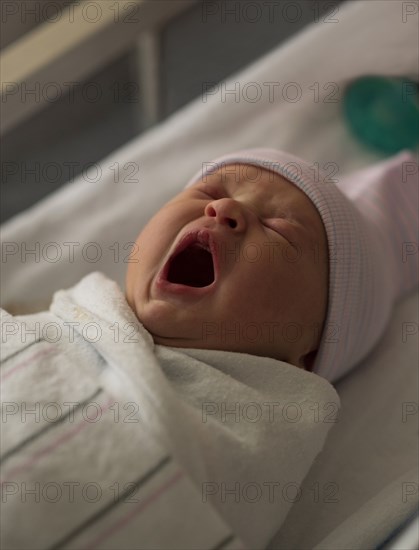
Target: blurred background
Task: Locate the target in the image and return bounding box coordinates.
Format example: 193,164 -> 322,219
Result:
1,0 -> 345,223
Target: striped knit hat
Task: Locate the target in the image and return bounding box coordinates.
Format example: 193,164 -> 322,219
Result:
185,149 -> 418,382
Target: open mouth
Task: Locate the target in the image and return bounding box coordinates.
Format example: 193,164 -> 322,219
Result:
166,242 -> 215,287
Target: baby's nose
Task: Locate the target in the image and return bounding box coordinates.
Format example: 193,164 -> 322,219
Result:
204,198 -> 246,231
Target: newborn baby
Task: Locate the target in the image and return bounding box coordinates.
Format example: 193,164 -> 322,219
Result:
126,148 -> 418,382
125,160 -> 329,373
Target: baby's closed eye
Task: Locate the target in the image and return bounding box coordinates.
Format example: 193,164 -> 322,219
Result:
192,185 -> 222,199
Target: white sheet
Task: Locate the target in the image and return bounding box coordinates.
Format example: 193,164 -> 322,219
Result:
1,0 -> 418,547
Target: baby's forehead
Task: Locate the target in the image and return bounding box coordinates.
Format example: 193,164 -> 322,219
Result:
198,162 -> 297,193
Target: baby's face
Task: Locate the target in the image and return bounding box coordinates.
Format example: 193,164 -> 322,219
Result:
125,163 -> 329,369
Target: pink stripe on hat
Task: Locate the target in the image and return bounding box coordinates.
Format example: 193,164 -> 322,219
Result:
186,149 -> 418,382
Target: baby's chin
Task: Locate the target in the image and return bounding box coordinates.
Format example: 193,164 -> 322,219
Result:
128,309 -> 310,370
127,301 -> 197,346
125,292 -> 313,369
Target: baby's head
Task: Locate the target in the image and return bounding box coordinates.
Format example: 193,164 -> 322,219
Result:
126,148 -> 418,382
126,155 -> 329,371
126,149 -> 328,374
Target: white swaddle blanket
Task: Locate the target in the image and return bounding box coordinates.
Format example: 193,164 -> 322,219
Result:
1,272 -> 339,550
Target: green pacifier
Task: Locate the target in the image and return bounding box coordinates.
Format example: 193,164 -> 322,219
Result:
343,76 -> 419,155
